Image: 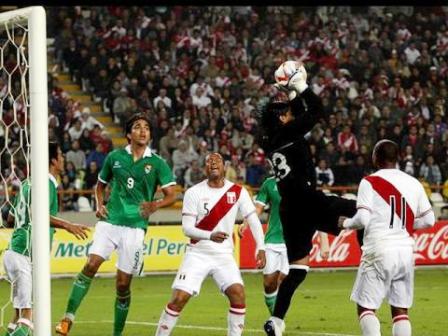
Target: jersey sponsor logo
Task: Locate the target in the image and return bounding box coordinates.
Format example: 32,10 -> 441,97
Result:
364,175 -> 415,234
191,184 -> 242,244
227,191 -> 236,204
113,161 -> 122,169
144,164 -> 152,174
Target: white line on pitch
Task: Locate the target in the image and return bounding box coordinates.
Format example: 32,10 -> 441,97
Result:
75,320 -> 356,336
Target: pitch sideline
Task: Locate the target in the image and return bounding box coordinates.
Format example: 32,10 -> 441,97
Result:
75,320 -> 357,336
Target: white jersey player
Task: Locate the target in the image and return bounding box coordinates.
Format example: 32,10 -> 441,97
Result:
340,140 -> 435,336
155,152 -> 266,336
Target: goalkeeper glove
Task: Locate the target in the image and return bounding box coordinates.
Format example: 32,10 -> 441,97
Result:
273,83 -> 298,101
287,65 -> 308,94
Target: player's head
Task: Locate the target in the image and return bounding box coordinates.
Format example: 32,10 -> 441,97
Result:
266,90 -> 293,125
205,152 -> 225,181
49,141 -> 64,174
372,139 -> 399,169
125,113 -> 152,145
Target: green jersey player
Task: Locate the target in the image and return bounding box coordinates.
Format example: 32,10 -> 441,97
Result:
239,177 -> 329,315
56,114 -> 176,336
3,142 -> 89,336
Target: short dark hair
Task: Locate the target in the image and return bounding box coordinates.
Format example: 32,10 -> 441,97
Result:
49,141 -> 59,166
125,113 -> 152,137
374,140 -> 399,165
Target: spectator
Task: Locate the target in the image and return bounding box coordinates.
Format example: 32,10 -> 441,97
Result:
113,87 -> 133,125
68,118 -> 85,141
79,128 -> 95,153
245,154 -> 265,187
419,155 -> 442,185
80,107 -> 103,131
86,143 -> 107,169
315,159 -> 335,187
183,159 -> 205,188
172,140 -> 198,185
65,140 -> 86,171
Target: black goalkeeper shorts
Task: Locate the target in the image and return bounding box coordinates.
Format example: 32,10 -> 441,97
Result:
279,191 -> 357,262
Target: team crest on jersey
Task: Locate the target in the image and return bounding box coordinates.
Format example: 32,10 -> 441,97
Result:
144,164 -> 152,174
113,161 -> 122,169
227,192 -> 236,204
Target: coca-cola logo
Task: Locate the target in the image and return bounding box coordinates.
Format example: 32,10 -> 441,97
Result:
310,230 -> 354,263
414,225 -> 448,261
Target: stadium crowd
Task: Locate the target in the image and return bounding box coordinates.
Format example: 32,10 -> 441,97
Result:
35,6 -> 448,209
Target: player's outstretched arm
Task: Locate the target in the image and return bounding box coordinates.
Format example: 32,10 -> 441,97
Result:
50,216 -> 90,240
95,181 -> 109,219
140,185 -> 176,218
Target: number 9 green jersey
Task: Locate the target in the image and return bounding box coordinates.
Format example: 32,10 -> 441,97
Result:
98,146 -> 175,230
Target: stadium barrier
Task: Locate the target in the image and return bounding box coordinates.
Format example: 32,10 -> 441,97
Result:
241,221 -> 448,268
1,222 -> 447,275
0,226 -> 240,274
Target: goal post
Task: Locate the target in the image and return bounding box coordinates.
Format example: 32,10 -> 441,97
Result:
0,6 -> 49,336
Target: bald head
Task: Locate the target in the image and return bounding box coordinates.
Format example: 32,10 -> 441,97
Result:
372,140 -> 399,169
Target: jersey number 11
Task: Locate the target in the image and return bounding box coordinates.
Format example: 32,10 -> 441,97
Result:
388,195 -> 407,229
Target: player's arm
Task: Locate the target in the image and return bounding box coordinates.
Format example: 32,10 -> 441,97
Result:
287,68 -> 326,135
318,231 -> 330,260
140,160 -> 177,218
238,203 -> 264,238
50,216 -> 90,240
239,188 -> 266,258
95,180 -> 109,219
414,184 -> 435,230
341,179 -> 373,230
96,153 -> 113,219
140,185 -> 176,218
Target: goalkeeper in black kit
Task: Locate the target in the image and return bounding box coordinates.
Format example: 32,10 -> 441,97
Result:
258,63 -> 357,336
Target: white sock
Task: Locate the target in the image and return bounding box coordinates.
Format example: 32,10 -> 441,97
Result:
227,304 -> 245,336
392,315 -> 411,336
155,304 -> 180,336
359,311 -> 381,336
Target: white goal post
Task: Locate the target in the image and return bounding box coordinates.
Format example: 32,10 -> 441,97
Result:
0,6 -> 49,336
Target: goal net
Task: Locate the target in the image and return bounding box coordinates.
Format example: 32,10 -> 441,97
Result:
0,7 -> 49,336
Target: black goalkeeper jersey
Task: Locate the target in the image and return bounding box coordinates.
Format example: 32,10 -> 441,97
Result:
264,88 -> 326,197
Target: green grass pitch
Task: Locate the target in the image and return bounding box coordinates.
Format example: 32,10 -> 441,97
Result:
1,269 -> 447,335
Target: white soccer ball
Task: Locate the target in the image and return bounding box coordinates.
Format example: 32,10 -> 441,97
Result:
274,60 -> 304,87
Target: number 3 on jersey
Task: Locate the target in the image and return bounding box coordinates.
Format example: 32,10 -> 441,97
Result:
270,152 -> 291,180
127,177 -> 134,189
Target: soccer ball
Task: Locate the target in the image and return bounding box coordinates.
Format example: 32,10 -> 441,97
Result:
274,60 -> 304,87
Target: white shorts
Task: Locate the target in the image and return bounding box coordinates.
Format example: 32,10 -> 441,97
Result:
351,246 -> 414,310
89,221 -> 145,275
263,244 -> 289,276
3,250 -> 32,309
172,248 -> 243,296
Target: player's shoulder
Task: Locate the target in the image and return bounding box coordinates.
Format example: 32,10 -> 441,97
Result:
263,176 -> 276,187
149,151 -> 168,164
185,179 -> 208,195
365,169 -> 422,188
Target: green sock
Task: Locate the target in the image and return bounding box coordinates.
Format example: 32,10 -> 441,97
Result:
114,290 -> 131,336
66,272 -> 93,317
9,324 -> 32,336
264,291 -> 277,315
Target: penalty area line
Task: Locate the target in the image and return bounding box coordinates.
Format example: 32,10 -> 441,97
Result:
75,320 -> 356,336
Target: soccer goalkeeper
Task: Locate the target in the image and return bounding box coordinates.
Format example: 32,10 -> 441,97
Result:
258,64 -> 357,336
